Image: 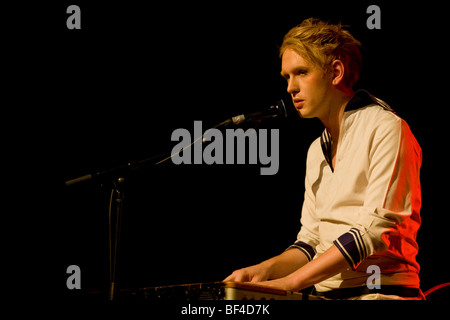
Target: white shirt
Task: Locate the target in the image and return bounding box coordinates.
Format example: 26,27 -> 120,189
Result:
289,90 -> 422,291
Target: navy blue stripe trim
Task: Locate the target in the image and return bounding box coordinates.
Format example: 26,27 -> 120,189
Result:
349,229 -> 362,262
287,241 -> 316,262
349,228 -> 367,261
335,233 -> 358,268
345,89 -> 395,114
334,228 -> 368,270
320,130 -> 333,172
333,240 -> 355,269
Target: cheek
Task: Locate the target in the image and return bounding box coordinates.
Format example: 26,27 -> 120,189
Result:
307,73 -> 329,96
306,73 -> 323,88
300,76 -> 318,97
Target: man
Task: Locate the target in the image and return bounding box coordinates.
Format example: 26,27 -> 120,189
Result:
224,18 -> 422,300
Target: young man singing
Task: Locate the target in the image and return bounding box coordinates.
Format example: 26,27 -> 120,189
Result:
224,18 -> 422,300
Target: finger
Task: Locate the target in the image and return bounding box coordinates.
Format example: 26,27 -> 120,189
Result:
233,273 -> 245,282
249,273 -> 266,283
232,270 -> 249,282
223,274 -> 234,282
224,270 -> 242,282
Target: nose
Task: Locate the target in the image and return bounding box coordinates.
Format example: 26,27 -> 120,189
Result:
286,78 -> 300,96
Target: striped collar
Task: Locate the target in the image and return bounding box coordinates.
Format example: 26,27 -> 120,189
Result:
320,90 -> 394,171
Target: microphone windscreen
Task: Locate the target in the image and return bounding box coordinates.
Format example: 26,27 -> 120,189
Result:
278,98 -> 297,119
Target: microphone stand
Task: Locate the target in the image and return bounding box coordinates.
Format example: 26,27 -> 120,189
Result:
108,177 -> 124,301
63,101 -> 295,300
64,120 -> 233,301
65,153 -> 168,301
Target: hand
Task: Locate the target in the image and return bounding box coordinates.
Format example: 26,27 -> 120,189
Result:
223,263 -> 270,283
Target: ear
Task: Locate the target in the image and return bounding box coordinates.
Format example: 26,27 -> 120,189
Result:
330,59 -> 345,86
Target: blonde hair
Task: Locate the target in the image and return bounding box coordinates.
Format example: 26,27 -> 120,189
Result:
280,18 -> 362,88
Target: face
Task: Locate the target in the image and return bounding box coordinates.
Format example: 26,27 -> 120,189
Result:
280,49 -> 333,119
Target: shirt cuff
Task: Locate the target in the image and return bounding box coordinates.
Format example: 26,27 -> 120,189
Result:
286,240 -> 316,262
333,228 -> 368,270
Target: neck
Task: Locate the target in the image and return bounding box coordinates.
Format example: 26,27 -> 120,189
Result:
320,90 -> 353,143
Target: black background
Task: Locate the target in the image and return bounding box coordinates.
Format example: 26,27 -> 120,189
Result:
12,0 -> 450,308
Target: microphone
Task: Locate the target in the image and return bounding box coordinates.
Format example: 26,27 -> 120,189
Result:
230,98 -> 296,125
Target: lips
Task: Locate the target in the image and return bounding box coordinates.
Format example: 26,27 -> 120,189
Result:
293,99 -> 304,108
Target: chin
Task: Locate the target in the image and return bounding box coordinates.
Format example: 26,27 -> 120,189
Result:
297,109 -> 315,119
